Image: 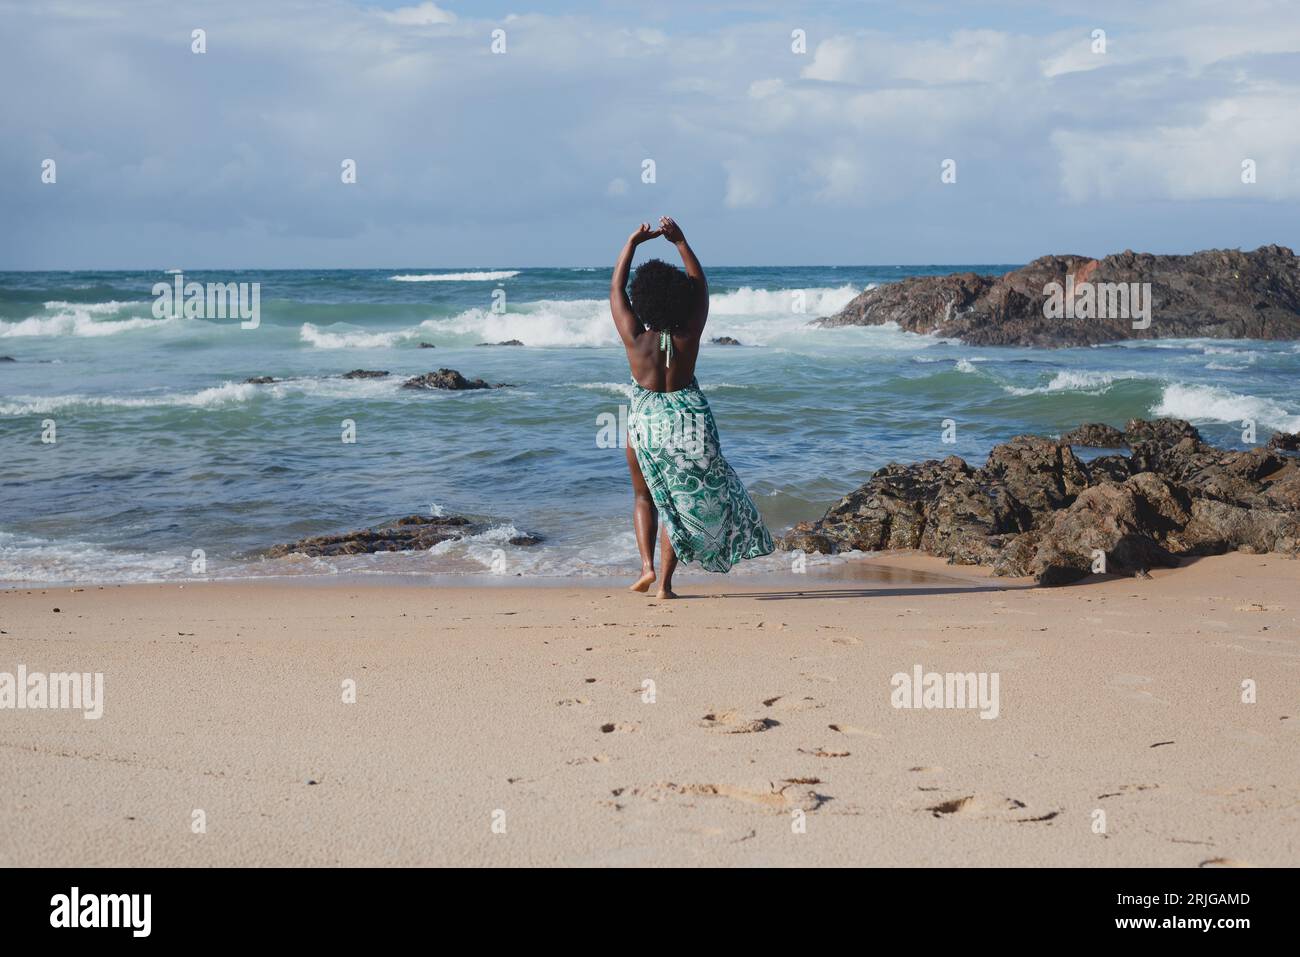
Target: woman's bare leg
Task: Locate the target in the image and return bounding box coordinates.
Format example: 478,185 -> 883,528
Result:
626,443 -> 657,592
656,523 -> 679,599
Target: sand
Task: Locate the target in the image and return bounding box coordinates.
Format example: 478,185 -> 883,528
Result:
1,552 -> 1297,867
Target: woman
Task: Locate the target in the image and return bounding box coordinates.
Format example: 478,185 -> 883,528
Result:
610,216 -> 774,598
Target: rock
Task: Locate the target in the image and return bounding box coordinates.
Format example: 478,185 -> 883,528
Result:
1085,454 -> 1134,486
243,376 -> 277,384
711,336 -> 742,345
418,342 -> 437,348
777,417 -> 1300,584
1124,417 -> 1200,445
980,435 -> 1088,517
1027,474 -> 1187,585
401,368 -> 495,390
265,513 -> 543,558
1268,431 -> 1300,452
1060,423 -> 1127,448
476,339 -> 524,346
341,369 -> 389,379
814,245 -> 1300,347
0,355 -> 15,362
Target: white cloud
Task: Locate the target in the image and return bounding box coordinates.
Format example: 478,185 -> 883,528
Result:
1054,95 -> 1300,202
381,3 -> 456,27
1,1 -> 1297,267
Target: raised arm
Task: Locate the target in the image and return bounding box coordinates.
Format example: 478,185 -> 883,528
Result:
610,223 -> 661,346
658,216 -> 708,336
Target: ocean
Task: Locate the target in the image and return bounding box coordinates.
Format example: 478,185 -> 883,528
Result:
2,265 -> 1298,586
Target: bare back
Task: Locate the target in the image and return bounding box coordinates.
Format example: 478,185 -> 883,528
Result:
624,328 -> 701,392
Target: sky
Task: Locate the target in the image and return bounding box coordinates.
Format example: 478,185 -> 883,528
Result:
2,0 -> 1298,268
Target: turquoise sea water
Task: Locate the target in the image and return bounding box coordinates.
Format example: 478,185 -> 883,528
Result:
2,265 -> 1298,585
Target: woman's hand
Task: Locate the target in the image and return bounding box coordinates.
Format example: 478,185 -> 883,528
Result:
658,216 -> 685,244
627,223 -> 663,247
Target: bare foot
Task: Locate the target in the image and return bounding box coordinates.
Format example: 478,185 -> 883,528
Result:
656,587 -> 678,600
629,570 -> 656,593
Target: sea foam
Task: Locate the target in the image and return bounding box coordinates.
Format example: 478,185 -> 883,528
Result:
1153,383 -> 1300,432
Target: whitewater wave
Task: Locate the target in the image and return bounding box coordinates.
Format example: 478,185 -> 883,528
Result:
0,376 -> 406,416
1002,370 -> 1156,396
299,323 -> 419,349
1,308 -> 173,338
1152,383 -> 1300,432
0,531 -> 187,584
390,271 -> 520,282
295,285 -> 871,351
708,283 -> 862,316
42,299 -> 144,314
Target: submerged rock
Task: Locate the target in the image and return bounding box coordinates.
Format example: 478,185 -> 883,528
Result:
401,368 -> 500,390
265,514 -> 543,558
711,336 -> 742,345
476,339 -> 524,346
243,376 -> 277,384
341,369 -> 389,379
0,355 -> 15,362
778,418 -> 1300,585
418,342 -> 437,348
814,245 -> 1300,347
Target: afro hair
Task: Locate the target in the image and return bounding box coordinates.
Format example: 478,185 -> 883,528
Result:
628,258 -> 697,333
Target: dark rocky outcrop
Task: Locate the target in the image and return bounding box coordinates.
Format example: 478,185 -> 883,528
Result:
1059,423 -> 1127,448
0,355 -> 15,362
476,339 -> 524,346
1268,431 -> 1300,452
778,418 -> 1300,585
418,342 -> 437,348
401,368 -> 503,390
341,369 -> 389,379
243,376 -> 277,384
265,514 -> 542,558
711,336 -> 742,345
814,245 -> 1300,347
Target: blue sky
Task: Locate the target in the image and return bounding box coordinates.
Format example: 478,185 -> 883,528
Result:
3,0 -> 1298,268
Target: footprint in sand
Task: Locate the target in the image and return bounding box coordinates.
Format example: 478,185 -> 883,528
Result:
700,710 -> 778,733
600,721 -> 640,734
613,780 -> 827,813
566,753 -> 612,765
1108,674 -> 1167,704
557,697 -> 590,707
763,695 -> 824,714
1097,783 -> 1158,799
798,746 -> 850,758
828,723 -> 881,738
923,793 -> 1060,823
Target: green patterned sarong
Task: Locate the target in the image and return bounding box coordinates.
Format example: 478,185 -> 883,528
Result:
629,378 -> 775,572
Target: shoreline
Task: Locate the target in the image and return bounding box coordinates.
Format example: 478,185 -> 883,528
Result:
0,551 -> 1004,593
2,551 -> 1295,867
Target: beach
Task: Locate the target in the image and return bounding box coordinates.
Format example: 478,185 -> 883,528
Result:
2,551 -> 1296,868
